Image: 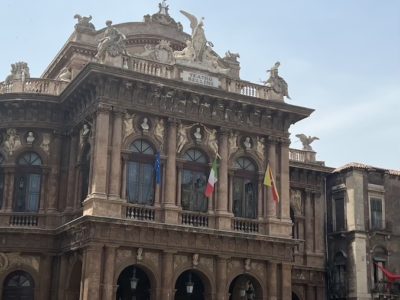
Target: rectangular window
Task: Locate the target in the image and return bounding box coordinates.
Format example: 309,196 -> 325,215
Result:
370,197 -> 383,230
334,197 -> 345,231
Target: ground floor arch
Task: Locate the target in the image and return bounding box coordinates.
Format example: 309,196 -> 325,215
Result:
116,265 -> 152,300
228,274 -> 263,300
174,269 -> 212,300
2,270 -> 35,300
66,260 -> 82,300
292,291 -> 302,300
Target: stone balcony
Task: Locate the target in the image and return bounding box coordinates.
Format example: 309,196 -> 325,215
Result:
0,78 -> 68,96
289,148 -> 325,166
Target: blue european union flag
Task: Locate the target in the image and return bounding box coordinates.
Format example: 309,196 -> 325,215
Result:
154,152 -> 161,185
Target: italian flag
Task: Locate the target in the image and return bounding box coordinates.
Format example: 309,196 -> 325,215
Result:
264,163 -> 280,204
205,158 -> 219,198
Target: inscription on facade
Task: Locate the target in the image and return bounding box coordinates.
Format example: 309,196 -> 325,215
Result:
181,71 -> 220,88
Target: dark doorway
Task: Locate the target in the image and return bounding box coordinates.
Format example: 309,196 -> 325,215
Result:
228,274 -> 261,300
174,270 -> 205,300
66,260 -> 82,300
292,292 -> 301,300
2,270 -> 35,300
116,266 -> 151,300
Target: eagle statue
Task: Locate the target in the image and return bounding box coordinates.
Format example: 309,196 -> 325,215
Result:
295,134 -> 319,151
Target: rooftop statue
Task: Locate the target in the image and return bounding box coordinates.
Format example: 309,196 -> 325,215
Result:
174,11 -> 228,74
178,11 -> 211,62
5,62 -> 30,83
263,61 -> 291,99
95,20 -> 127,62
159,0 -> 169,15
295,134 -> 319,151
224,51 -> 240,63
74,14 -> 95,31
144,1 -> 182,30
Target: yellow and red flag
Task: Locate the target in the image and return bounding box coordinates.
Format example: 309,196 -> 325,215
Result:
264,163 -> 280,204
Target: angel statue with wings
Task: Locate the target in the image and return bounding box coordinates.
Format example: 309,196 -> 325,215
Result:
178,10 -> 212,62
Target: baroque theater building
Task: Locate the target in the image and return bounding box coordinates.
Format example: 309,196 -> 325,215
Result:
0,3 -> 332,300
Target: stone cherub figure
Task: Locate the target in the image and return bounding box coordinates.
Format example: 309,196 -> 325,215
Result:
95,20 -> 127,62
263,61 -> 291,99
295,134 -> 319,151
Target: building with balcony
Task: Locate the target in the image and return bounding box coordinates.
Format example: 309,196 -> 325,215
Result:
326,164 -> 400,300
1,3 -> 398,300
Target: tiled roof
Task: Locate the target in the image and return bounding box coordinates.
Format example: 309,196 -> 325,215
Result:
333,162 -> 400,176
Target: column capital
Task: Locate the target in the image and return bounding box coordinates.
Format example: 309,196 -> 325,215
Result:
112,107 -> 126,115
267,136 -> 279,144
97,102 -> 112,113
279,137 -> 291,146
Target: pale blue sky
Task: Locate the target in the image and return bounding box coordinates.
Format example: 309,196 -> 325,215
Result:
1,0 -> 399,170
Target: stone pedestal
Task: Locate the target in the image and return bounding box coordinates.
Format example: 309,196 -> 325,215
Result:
83,196 -> 124,218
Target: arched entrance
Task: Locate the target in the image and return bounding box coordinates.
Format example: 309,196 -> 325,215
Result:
292,292 -> 301,300
2,270 -> 35,300
66,260 -> 82,300
228,274 -> 262,300
116,265 -> 151,300
174,270 -> 205,300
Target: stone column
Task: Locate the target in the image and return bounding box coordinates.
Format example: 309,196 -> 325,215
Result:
216,257 -> 228,300
216,130 -> 231,230
281,264 -> 292,300
65,133 -> 78,211
108,110 -> 123,200
161,251 -> 174,300
305,190 -> 314,253
47,132 -> 62,212
163,119 -> 179,224
266,137 -> 277,217
3,168 -> 14,212
267,262 -> 278,300
316,286 -> 325,300
91,103 -> 111,197
102,246 -> 117,300
39,255 -> 53,300
81,245 -> 103,300
57,255 -> 68,300
279,138 -> 290,220
315,192 -> 324,253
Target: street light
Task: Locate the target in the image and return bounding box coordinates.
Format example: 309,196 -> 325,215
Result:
186,273 -> 194,294
130,268 -> 139,290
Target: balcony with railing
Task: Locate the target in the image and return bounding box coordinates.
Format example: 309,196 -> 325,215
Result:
180,211 -> 210,228
289,148 -> 325,166
122,54 -> 281,101
371,280 -> 400,299
123,203 -> 156,222
0,78 -> 68,96
232,217 -> 260,233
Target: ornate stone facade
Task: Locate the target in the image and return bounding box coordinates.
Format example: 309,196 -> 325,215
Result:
3,3 -> 398,300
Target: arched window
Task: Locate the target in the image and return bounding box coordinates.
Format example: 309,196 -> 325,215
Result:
0,154 -> 4,209
232,157 -> 258,219
80,144 -> 91,203
2,270 -> 35,300
181,149 -> 208,212
126,139 -> 156,205
14,152 -> 42,212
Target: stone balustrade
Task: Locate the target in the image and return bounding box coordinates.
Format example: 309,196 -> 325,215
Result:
0,78 -> 68,96
124,203 -> 155,221
181,211 -> 209,228
122,55 -> 281,101
8,213 -> 39,227
289,148 -> 319,163
232,217 -> 260,233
